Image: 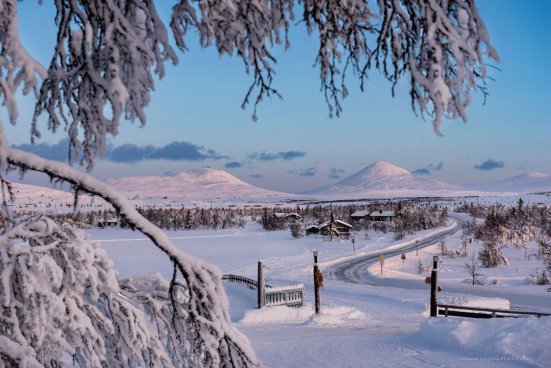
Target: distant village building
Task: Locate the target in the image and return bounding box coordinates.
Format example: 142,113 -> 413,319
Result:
305,224 -> 320,235
98,218 -> 119,228
274,212 -> 302,220
319,219 -> 353,236
350,210 -> 370,220
351,210 -> 395,222
367,210 -> 395,221
308,214 -> 353,237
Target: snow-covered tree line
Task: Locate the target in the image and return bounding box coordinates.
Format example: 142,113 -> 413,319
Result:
392,206 -> 448,240
257,203 -> 448,236
44,207 -> 248,231
0,0 -> 497,366
137,207 -> 247,231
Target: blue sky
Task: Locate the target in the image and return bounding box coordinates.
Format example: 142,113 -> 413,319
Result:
4,0 -> 551,193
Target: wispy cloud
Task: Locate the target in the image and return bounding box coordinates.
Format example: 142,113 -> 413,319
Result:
108,142 -> 227,163
248,150 -> 306,161
328,167 -> 346,179
432,162 -> 444,171
141,141 -> 227,162
250,173 -> 263,178
224,161 -> 243,169
475,159 -> 504,171
288,167 -> 317,177
412,168 -> 431,175
109,144 -> 153,163
413,162 -> 444,175
12,138 -> 70,162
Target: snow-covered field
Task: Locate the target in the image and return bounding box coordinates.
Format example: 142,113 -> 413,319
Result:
92,220 -> 551,368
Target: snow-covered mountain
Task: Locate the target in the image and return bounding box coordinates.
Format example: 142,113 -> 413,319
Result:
4,169 -> 292,211
108,168 -> 292,200
305,161 -> 460,197
467,172 -> 551,193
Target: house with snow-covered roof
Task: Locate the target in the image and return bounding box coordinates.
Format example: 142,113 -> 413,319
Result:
351,210 -> 370,220
98,218 -> 119,228
318,219 -> 353,237
366,210 -> 395,221
274,212 -> 302,220
305,224 -> 320,235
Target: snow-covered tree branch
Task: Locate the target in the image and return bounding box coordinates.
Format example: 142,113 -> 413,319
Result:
2,147 -> 260,367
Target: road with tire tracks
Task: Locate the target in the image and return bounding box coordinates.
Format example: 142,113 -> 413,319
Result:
328,214 -> 466,285
326,214 -> 551,312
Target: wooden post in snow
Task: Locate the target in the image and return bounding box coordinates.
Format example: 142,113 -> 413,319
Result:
313,251 -> 321,314
258,260 -> 265,309
430,256 -> 439,317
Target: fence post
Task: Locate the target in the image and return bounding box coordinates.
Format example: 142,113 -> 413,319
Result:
313,251 -> 320,314
258,260 -> 265,309
430,256 -> 439,317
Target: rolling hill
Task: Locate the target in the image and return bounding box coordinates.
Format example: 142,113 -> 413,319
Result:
304,161 -> 461,197
466,172 -> 551,193
108,168 -> 292,201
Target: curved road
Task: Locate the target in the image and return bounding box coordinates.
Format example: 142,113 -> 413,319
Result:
327,213 -> 551,312
329,214 -> 465,285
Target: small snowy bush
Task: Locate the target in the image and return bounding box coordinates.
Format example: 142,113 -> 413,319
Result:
290,222 -> 304,238
525,269 -> 550,286
478,243 -> 509,268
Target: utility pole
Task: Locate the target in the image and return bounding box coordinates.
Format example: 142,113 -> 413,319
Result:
257,260 -> 265,309
430,256 -> 439,317
313,251 -> 321,314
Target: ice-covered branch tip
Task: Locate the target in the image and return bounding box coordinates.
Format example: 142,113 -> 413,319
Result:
2,0 -> 497,167
0,0 -> 47,119
374,0 -> 499,134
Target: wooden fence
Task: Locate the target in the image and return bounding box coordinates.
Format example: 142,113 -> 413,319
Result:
430,256 -> 551,319
437,304 -> 551,319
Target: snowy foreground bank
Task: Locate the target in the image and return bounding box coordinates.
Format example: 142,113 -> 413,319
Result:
94,221 -> 551,367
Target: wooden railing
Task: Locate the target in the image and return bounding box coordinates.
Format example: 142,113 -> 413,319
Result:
222,274 -> 262,289
437,303 -> 551,319
222,274 -> 303,308
265,284 -> 304,308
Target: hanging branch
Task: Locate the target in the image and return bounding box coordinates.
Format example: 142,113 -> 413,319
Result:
171,0 -> 295,120
32,0 -> 178,169
374,0 -> 499,134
